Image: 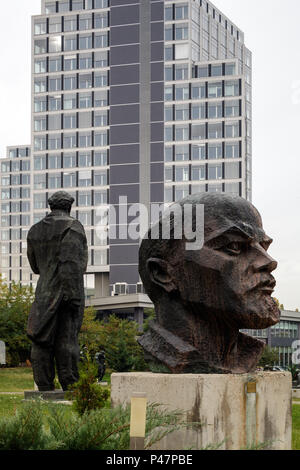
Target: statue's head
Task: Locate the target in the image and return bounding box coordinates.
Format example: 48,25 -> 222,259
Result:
139,193 -> 280,330
48,191 -> 75,213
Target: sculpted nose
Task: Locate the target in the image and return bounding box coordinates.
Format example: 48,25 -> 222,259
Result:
252,244 -> 278,273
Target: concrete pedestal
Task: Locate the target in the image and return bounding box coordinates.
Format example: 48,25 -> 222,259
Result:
111,372 -> 292,450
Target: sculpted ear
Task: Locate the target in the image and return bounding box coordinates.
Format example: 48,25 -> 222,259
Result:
146,258 -> 177,293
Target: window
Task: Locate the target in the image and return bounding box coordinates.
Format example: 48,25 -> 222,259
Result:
78,111 -> 92,128
48,134 -> 61,150
211,64 -> 222,77
94,0 -> 108,8
165,106 -> 173,122
175,4 -> 188,20
79,34 -> 92,50
34,117 -> 47,132
165,46 -> 173,61
164,167 -> 172,182
175,64 -> 188,80
175,185 -> 189,201
64,75 -> 77,90
34,97 -> 47,112
191,124 -> 206,140
95,13 -> 108,28
192,145 -> 205,160
95,51 -> 108,68
34,156 -> 46,170
1,176 -> 10,187
34,174 -> 46,190
94,91 -> 107,107
79,170 -> 92,187
175,105 -> 189,121
79,73 -> 93,89
78,191 -> 92,206
225,63 -> 236,76
94,131 -> 107,147
63,94 -> 76,110
192,104 -> 206,120
64,35 -> 77,51
49,95 -> 62,111
198,66 -> 208,78
79,132 -> 92,147
94,249 -> 107,266
63,133 -> 77,148
94,151 -> 107,166
79,92 -> 93,108
1,162 -> 10,173
94,112 -> 107,127
225,100 -> 240,117
63,171 -> 77,187
79,14 -> 93,30
63,153 -> 76,168
208,82 -> 222,98
175,125 -> 189,141
35,39 -> 47,55
165,147 -> 173,163
95,72 -> 107,87
48,154 -> 61,169
191,165 -> 205,181
208,122 -> 223,139
165,126 -> 172,142
94,170 -> 107,186
48,173 -> 61,189
45,2 -> 56,13
79,53 -> 92,69
94,190 -> 107,205
175,166 -> 189,182
49,36 -> 62,53
72,0 -> 84,10
208,102 -> 223,119
208,164 -> 222,180
208,143 -> 222,159
165,25 -> 173,41
34,78 -> 47,94
225,121 -> 240,138
35,58 -> 47,74
225,162 -> 240,179
165,66 -> 173,81
48,114 -> 62,130
64,113 -> 77,129
175,145 -> 189,161
225,80 -> 240,97
191,84 -> 205,99
49,56 -> 62,73
79,151 -> 92,167
64,16 -> 77,32
175,85 -> 189,101
34,136 -> 46,151
34,20 -> 47,35
95,33 -> 108,48
58,1 -> 69,12
225,142 -> 240,159
175,24 -> 188,40
165,86 -> 173,102
64,55 -> 77,71
165,6 -> 173,21
49,76 -> 62,92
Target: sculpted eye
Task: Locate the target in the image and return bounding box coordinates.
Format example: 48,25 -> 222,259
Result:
223,242 -> 244,255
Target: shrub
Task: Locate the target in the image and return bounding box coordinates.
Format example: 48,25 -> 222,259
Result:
0,401 -> 188,451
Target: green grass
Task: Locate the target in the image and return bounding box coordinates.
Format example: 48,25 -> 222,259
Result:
0,395 -> 23,419
292,405 -> 300,450
0,367 -> 34,392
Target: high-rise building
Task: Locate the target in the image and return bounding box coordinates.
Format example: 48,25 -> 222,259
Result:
0,0 -> 252,325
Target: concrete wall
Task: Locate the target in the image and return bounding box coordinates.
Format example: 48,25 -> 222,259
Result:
111,372 -> 292,450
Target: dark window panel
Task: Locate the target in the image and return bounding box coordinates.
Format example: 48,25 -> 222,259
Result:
110,84 -> 140,105
109,264 -> 140,285
110,44 -> 140,66
151,82 -> 164,101
151,122 -> 164,142
151,22 -> 164,41
151,102 -> 164,122
151,142 -> 164,162
110,124 -> 139,145
151,2 -> 164,21
151,42 -> 164,62
110,64 -> 140,85
110,164 -> 139,185
110,143 -> 140,164
109,244 -> 139,265
151,183 -> 164,203
110,104 -> 140,125
110,5 -> 140,26
110,24 -> 140,46
151,162 -> 164,183
109,184 -> 140,204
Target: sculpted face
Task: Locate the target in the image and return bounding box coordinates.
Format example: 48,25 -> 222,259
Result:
172,198 -> 281,329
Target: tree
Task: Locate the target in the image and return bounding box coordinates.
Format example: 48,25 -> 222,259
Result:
78,306 -> 103,358
0,277 -> 35,366
258,346 -> 278,368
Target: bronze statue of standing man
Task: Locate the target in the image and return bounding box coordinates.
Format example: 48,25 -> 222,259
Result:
27,191 -> 88,391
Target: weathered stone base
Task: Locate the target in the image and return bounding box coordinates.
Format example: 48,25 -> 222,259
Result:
24,390 -> 68,401
111,372 -> 292,450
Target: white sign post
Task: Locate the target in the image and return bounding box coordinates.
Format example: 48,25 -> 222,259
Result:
0,341 -> 6,365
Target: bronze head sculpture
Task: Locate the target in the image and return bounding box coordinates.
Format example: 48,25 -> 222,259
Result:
27,191 -> 88,391
138,193 -> 280,374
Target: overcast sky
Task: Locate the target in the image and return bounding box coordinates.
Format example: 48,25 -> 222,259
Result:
0,0 -> 299,310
